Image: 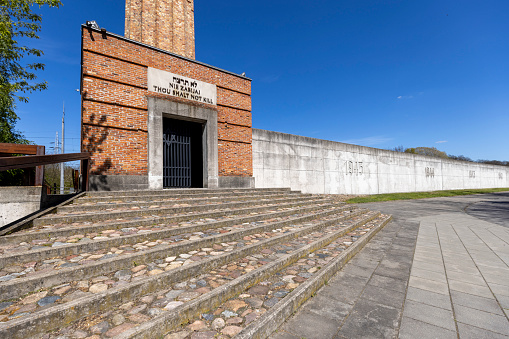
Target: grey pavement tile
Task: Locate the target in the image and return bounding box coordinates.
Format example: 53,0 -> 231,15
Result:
277,309 -> 340,339
447,270 -> 486,286
368,274 -> 408,293
402,299 -> 456,331
446,263 -> 484,275
305,294 -> 353,322
449,280 -> 494,299
374,265 -> 411,281
379,258 -> 413,271
406,286 -> 452,310
489,282 -> 509,297
341,263 -> 375,278
457,322 -> 509,339
336,298 -> 400,339
360,284 -> 406,309
348,256 -> 379,270
413,255 -> 444,266
450,290 -> 505,315
454,304 -> 509,335
269,330 -> 299,339
408,276 -> 449,295
399,316 -> 457,339
496,294 -> 509,310
411,260 -> 446,274
411,266 -> 447,283
320,275 -> 367,305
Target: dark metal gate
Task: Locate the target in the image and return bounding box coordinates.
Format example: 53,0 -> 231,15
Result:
163,120 -> 192,188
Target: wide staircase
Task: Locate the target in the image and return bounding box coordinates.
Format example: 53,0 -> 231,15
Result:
0,188 -> 390,339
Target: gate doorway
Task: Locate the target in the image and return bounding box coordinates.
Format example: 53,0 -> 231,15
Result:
163,117 -> 204,188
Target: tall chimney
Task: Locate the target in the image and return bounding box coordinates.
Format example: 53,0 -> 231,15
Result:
125,0 -> 195,59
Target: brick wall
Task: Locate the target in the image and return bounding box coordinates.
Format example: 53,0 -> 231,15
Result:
125,0 -> 195,59
81,27 -> 252,179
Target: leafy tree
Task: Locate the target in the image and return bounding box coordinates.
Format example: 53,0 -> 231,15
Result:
448,154 -> 473,162
0,0 -> 60,185
0,0 -> 61,143
404,147 -> 449,159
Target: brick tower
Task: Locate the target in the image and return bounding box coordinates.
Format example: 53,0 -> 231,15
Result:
125,0 -> 195,59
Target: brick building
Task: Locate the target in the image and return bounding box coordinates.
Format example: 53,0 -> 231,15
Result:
81,0 -> 253,190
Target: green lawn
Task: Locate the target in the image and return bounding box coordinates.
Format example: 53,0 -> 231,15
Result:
345,188 -> 509,204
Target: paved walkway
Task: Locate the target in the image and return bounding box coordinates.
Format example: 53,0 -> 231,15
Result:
271,192 -> 509,338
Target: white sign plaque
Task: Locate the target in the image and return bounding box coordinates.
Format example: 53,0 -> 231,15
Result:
147,67 -> 217,105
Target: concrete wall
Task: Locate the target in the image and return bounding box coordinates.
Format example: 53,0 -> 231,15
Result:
0,187 -> 42,227
253,129 -> 509,194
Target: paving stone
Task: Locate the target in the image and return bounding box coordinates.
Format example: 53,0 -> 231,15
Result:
457,322 -> 509,339
105,323 -> 135,337
454,304 -> 509,335
337,298 -> 400,338
165,331 -> 191,339
402,299 -> 456,331
90,321 -> 110,334
406,286 -> 452,310
399,316 -> 457,339
450,290 -> 505,315
37,296 -> 61,307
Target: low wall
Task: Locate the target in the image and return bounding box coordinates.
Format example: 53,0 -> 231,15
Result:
0,187 -> 42,227
253,129 -> 509,195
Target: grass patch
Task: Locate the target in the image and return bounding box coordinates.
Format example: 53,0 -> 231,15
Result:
346,188 -> 509,204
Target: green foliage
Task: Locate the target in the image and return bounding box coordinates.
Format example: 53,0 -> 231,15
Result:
0,0 -> 61,143
404,147 -> 449,159
346,188 -> 509,204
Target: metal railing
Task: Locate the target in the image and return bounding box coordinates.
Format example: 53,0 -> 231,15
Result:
0,143 -> 91,191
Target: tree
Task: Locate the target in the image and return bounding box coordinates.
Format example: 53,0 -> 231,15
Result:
0,0 -> 61,143
404,147 -> 449,159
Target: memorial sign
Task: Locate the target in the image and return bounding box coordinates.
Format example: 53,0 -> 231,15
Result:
148,67 -> 217,105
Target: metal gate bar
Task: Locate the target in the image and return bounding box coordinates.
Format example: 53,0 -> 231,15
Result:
163,120 -> 192,188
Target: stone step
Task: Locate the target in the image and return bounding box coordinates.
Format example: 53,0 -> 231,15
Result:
74,190 -> 303,205
0,206 -> 361,300
0,208 -> 376,338
33,195 -> 326,226
122,213 -> 391,339
58,192 -> 312,213
0,201 -> 340,246
18,199 -> 334,238
85,188 -> 292,198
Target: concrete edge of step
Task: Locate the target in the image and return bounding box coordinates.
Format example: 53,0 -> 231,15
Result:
73,191 -> 308,205
235,214 -> 393,339
58,192 -> 310,212
114,212 -> 382,339
0,192 -> 87,237
85,188 -> 296,198
0,210 -> 372,339
0,206 -> 363,300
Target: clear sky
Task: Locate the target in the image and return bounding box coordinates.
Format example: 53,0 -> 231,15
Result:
15,0 -> 509,161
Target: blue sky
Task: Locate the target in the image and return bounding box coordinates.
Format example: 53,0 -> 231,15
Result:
15,0 -> 509,161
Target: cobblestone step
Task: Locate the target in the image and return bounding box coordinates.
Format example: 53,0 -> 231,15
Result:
13,199 -> 335,242
59,192 -> 311,213
34,196 -> 326,227
74,190 -> 302,205
0,206 -> 360,299
122,214 -> 390,339
0,201 -> 340,246
0,209 -> 375,338
0,189 -> 391,338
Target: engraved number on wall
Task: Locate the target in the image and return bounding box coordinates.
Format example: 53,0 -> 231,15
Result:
425,167 -> 435,178
346,161 -> 364,175
469,171 -> 476,178
499,173 -> 503,180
